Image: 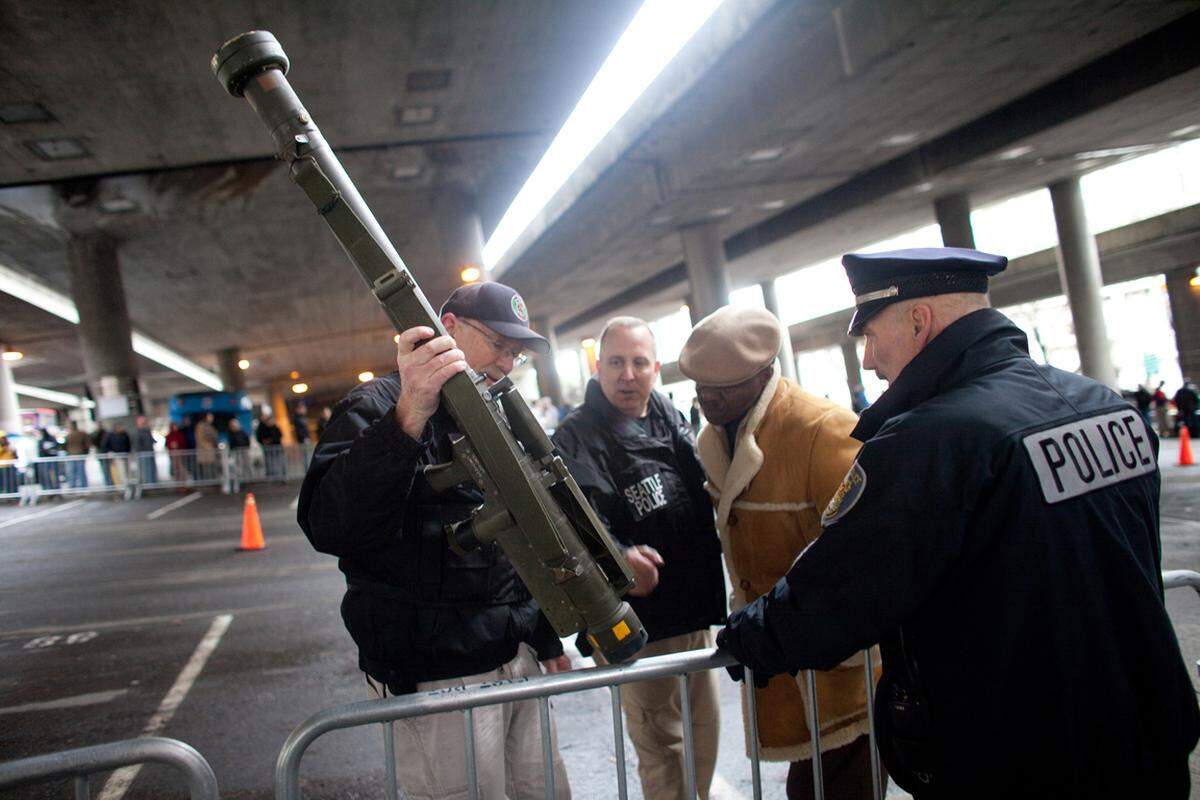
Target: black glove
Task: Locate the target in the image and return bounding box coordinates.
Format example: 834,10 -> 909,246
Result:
716,626 -> 772,687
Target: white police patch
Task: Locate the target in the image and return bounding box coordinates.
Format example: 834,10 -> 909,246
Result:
821,462 -> 866,526
624,472 -> 668,521
1023,409 -> 1156,504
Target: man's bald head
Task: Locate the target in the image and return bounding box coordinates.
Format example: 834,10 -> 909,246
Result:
860,292 -> 990,383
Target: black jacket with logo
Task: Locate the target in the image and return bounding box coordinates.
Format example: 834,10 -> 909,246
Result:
719,309 -> 1199,798
552,380 -> 726,645
298,372 -> 562,694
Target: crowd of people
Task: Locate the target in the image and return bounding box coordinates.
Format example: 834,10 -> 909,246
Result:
298,258 -> 1198,800
1131,379 -> 1200,438
0,409 -> 319,494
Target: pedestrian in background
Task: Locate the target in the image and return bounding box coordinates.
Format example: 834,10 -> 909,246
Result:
256,415 -> 283,477
133,416 -> 157,485
227,418 -> 251,481
106,425 -> 131,486
0,434 -> 19,494
92,424 -> 114,486
1154,381 -> 1171,436
36,428 -> 61,490
64,421 -> 91,489
1175,380 -> 1198,437
165,422 -> 188,486
553,316 -> 726,800
194,413 -> 219,481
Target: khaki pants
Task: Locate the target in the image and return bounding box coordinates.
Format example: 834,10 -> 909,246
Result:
367,644 -> 571,800
599,628 -> 720,800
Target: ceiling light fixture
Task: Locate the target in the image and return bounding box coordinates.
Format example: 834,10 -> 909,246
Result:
0,261 -> 221,389
392,163 -> 423,180
581,338 -> 597,349
881,132 -> 919,147
996,145 -> 1034,161
1170,124 -> 1200,138
1073,144 -> 1155,160
398,105 -> 437,125
13,383 -> 93,408
358,371 -> 375,383
1,350 -> 23,361
289,370 -> 300,380
743,146 -> 785,162
26,138 -> 89,160
483,0 -> 727,275
292,383 -> 308,394
758,199 -> 786,210
709,207 -> 732,218
393,334 -> 401,344
460,266 -> 482,283
237,359 -> 250,370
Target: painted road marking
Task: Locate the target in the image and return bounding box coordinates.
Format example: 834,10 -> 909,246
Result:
0,499 -> 87,530
0,601 -> 299,640
23,630 -> 98,649
0,688 -> 128,715
145,491 -> 203,520
96,614 -> 233,800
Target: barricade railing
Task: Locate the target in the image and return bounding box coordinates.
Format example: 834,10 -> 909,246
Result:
274,645 -> 885,800
0,736 -> 218,799
276,569 -> 1200,800
1,444 -> 315,503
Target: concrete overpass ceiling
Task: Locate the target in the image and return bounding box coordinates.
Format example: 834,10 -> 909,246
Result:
0,1 -> 644,399
504,0 -> 1200,340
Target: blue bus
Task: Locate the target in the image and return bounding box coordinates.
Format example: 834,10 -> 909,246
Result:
168,391 -> 255,444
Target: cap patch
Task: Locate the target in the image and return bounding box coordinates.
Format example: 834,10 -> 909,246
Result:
821,462 -> 866,526
511,293 -> 529,322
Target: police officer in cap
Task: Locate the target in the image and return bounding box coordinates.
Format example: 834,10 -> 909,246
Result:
716,247 -> 1200,798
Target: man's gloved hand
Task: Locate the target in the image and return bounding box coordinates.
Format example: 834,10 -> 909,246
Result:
716,625 -> 772,688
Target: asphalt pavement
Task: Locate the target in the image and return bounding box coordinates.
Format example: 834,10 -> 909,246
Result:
1,440 -> 1198,799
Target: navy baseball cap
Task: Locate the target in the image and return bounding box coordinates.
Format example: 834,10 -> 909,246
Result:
843,247 -> 1007,336
439,281 -> 550,354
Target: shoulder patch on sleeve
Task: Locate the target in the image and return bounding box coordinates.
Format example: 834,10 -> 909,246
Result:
821,461 -> 866,526
1022,409 -> 1156,504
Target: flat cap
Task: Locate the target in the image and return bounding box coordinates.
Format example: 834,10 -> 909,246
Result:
844,247 -> 1007,336
679,306 -> 782,387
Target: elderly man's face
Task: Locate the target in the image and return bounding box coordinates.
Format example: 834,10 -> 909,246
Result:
443,313 -> 525,386
598,325 -> 660,417
696,368 -> 772,426
861,302 -> 925,383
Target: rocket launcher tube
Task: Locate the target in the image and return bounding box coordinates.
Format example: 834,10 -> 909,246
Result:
213,30 -> 646,662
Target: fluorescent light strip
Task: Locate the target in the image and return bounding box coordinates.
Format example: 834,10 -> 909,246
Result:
482,0 -> 726,272
14,383 -> 94,408
0,262 -> 223,391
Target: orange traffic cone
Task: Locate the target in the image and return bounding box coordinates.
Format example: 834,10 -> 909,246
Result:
1179,425 -> 1195,467
239,492 -> 267,550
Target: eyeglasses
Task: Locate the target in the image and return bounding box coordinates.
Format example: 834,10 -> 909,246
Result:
460,319 -> 529,367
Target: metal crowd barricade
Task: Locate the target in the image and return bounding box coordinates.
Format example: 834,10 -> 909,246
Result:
142,447 -> 229,494
13,453 -> 136,503
0,736 -> 218,799
274,646 -> 885,800
229,444 -> 313,492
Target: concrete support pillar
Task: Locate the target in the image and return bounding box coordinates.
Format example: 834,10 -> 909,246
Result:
1165,266 -> 1200,382
841,338 -> 863,396
934,193 -> 976,249
760,280 -> 797,381
530,317 -> 564,406
0,352 -> 20,434
1048,178 -> 1118,388
217,347 -> 245,393
681,223 -> 729,323
436,186 -> 487,287
67,231 -> 143,424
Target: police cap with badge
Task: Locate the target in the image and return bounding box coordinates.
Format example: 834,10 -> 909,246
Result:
843,247 -> 1008,336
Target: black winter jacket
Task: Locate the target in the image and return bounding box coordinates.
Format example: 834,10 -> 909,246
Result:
298,373 -> 562,694
719,309 -> 1200,798
553,380 -> 726,645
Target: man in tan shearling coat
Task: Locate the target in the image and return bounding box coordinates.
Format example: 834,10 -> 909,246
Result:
679,305 -> 883,800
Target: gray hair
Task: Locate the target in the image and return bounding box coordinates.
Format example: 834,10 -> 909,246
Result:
598,316 -> 656,357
